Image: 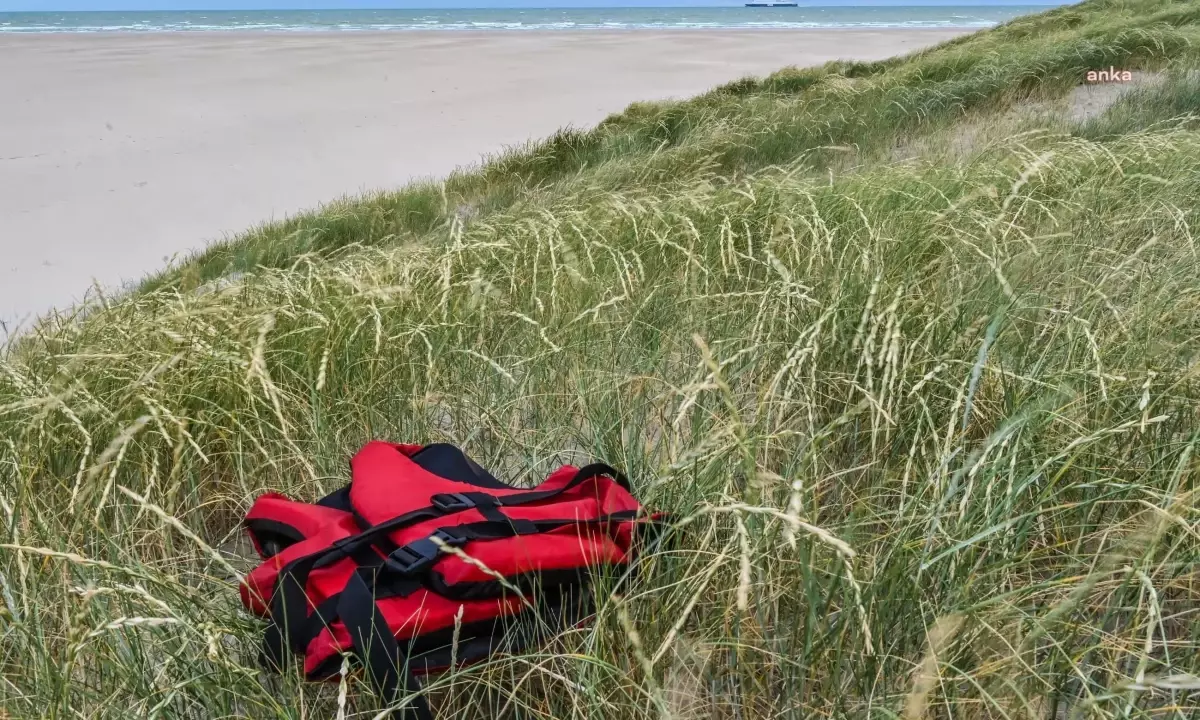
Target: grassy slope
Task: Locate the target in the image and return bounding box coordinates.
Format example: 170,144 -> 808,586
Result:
3,0 -> 1200,717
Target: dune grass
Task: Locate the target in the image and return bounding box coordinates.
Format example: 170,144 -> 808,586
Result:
3,0 -> 1200,717
130,0 -> 1200,297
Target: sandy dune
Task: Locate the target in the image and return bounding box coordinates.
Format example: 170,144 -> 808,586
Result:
0,29 -> 971,334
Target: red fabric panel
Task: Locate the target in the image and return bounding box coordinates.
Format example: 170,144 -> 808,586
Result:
376,473 -> 641,551
348,441 -> 582,526
302,591 -> 530,676
244,493 -> 349,552
348,447 -> 643,592
239,512 -> 362,615
435,529 -> 627,585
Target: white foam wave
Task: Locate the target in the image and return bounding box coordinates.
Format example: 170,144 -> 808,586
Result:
0,19 -> 1002,34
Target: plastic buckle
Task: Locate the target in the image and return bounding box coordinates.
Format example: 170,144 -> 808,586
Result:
431,492 -> 477,512
384,530 -> 467,575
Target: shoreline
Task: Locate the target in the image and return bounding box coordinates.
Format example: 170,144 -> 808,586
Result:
0,27 -> 973,334
0,26 -> 994,36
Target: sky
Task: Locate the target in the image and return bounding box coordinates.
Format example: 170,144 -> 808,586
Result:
0,0 -> 1067,9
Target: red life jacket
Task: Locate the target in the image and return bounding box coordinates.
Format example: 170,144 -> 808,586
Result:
240,441 -> 659,719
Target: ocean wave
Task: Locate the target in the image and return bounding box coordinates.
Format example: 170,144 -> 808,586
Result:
0,4 -> 1040,31
0,10 -> 1010,34
1,22 -> 1002,33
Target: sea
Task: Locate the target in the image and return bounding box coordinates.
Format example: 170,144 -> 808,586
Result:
0,6 -> 1056,33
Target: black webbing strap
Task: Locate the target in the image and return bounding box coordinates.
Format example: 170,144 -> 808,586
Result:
340,567 -> 434,719
261,592 -> 342,670
336,511 -> 639,707
276,511 -> 635,669
261,551 -> 327,667
258,500 -> 535,666
382,512 -> 638,576
261,503 -> 446,665
260,512 -> 620,668
263,558 -> 424,674
429,463 -> 629,514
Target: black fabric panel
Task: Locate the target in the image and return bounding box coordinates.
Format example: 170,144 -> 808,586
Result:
410,585 -> 594,673
260,616 -> 289,672
316,485 -> 353,512
244,518 -> 305,559
310,577 -> 594,683
409,443 -> 511,489
302,585 -> 591,682
303,594 -> 345,649
491,464 -> 632,507
424,566 -> 593,602
570,462 -> 632,493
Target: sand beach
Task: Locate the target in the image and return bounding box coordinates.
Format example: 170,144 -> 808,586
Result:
0,28 -> 969,332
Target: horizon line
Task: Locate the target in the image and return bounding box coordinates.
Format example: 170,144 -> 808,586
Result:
0,2 -> 1071,10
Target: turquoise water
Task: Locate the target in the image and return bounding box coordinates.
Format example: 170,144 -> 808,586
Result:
0,6 -> 1054,33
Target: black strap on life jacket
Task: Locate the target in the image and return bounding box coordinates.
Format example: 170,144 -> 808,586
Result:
340,567 -> 434,719
262,502 -> 447,664
268,511 -> 637,670
425,462 -> 631,513
334,510 -> 639,714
